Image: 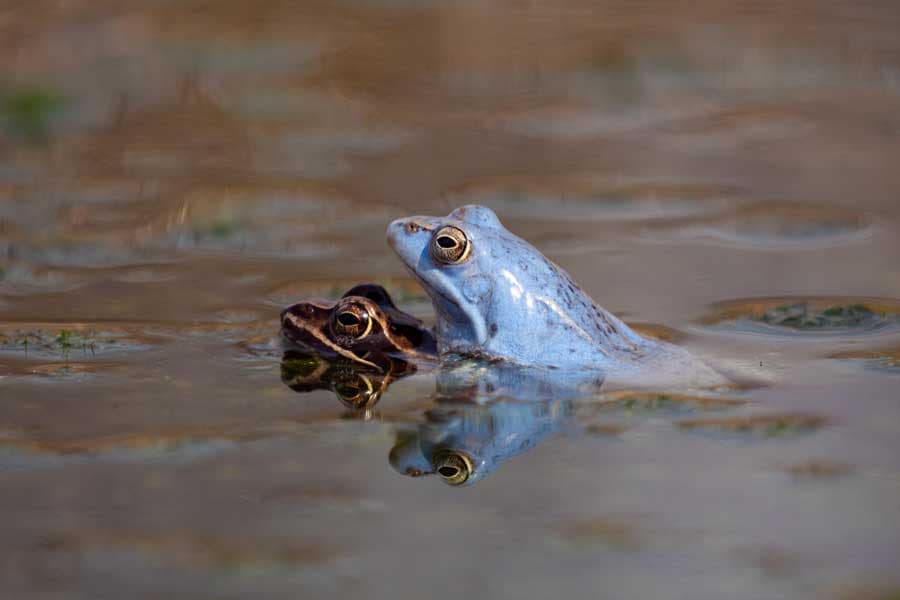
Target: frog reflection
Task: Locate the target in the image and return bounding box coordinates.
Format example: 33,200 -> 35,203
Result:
390,363 -> 604,486
390,397 -> 575,485
281,351 -> 607,485
280,350 -> 415,417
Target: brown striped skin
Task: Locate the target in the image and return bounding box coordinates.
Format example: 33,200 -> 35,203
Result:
280,284 -> 437,370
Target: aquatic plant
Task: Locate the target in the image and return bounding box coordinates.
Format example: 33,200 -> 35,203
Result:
830,347 -> 900,374
588,391 -> 746,416
760,303 -> 879,330
207,218 -> 240,239
678,413 -> 828,439
701,297 -> 900,335
0,86 -> 66,142
1,329 -> 98,360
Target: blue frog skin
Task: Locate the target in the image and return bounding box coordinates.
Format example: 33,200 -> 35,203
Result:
387,205 -> 725,388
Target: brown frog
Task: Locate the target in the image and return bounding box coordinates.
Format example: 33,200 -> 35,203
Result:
280,284 -> 437,370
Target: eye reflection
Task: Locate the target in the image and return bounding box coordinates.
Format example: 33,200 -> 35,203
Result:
432,450 -> 474,486
333,375 -> 379,410
279,351 -> 417,421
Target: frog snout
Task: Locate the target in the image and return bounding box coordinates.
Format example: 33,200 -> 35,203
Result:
386,218 -> 404,246
387,217 -> 430,250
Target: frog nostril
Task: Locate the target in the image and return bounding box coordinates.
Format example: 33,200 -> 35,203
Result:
404,221 -> 421,234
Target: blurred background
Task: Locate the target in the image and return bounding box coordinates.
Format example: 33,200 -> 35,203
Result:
1,1 -> 899,599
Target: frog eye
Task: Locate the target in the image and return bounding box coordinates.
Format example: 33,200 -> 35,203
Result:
330,303 -> 373,339
431,226 -> 471,265
432,450 -> 474,486
334,375 -> 378,409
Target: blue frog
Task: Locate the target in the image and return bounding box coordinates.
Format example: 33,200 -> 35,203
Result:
387,205 -> 725,388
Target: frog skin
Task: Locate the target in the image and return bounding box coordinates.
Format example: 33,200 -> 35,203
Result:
280,284 -> 437,371
387,205 -> 725,388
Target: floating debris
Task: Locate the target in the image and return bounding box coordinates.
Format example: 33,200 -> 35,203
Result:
586,390 -> 747,417
829,347 -> 900,374
760,304 -> 879,330
677,413 -> 829,439
700,297 -> 900,335
0,324 -> 155,360
777,460 -> 853,481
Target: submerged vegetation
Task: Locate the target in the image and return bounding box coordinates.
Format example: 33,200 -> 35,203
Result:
830,347 -> 900,374
701,298 -> 900,334
1,329 -> 101,360
588,391 -> 746,416
0,86 -> 66,142
193,217 -> 242,240
677,413 -> 829,439
759,303 -> 881,330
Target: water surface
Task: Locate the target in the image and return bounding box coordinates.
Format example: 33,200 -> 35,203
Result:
2,1 -> 900,599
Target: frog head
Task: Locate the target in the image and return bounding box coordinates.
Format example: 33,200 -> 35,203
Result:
281,283 -> 436,370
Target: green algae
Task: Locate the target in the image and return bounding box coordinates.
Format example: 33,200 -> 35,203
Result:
1,329 -> 97,359
702,298 -> 900,335
760,303 -> 881,330
1,86 -> 66,142
588,392 -> 746,417
677,413 -> 829,439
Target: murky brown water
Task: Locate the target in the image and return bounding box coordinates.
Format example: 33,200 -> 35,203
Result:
2,1 -> 900,598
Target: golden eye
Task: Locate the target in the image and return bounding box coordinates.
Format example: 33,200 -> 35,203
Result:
431,226 -> 471,265
432,450 -> 474,486
330,303 -> 373,339
334,375 -> 376,409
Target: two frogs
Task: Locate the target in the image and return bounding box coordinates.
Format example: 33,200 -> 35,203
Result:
283,205 -> 724,386
279,205 -> 728,485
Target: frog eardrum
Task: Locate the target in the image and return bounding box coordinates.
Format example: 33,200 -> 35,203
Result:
431,225 -> 471,265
